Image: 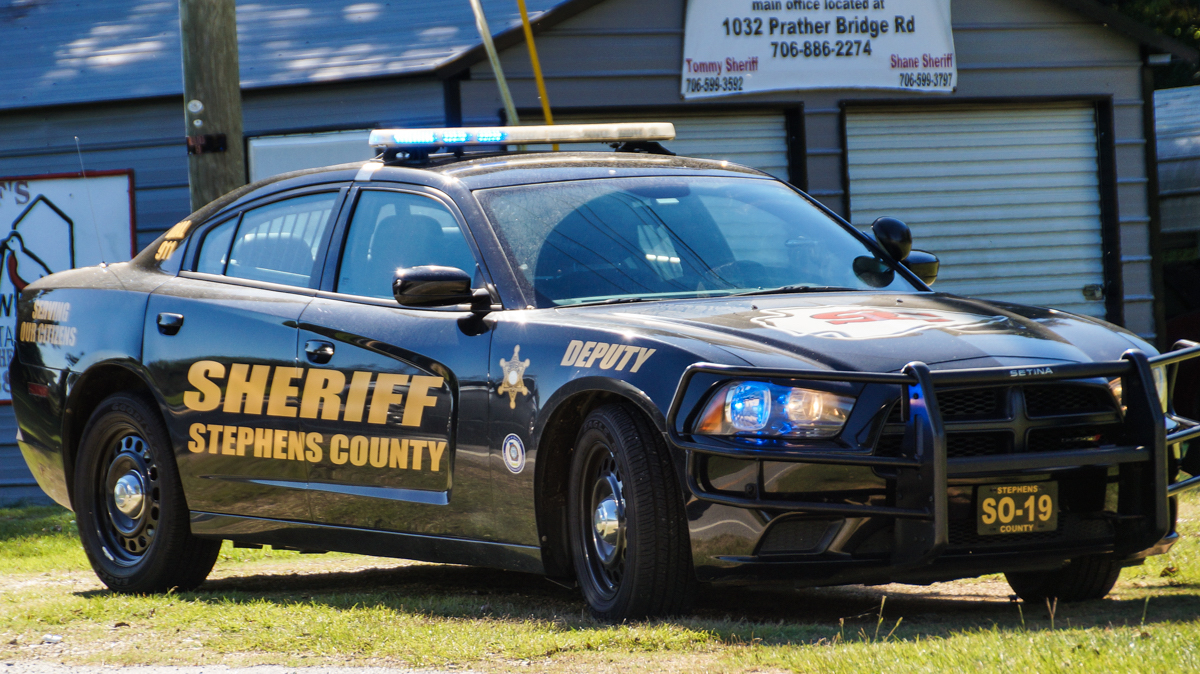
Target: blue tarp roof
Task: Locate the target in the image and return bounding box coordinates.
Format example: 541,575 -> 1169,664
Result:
2,0 -> 568,112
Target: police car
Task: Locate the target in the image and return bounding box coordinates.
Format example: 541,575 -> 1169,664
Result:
12,123 -> 1200,620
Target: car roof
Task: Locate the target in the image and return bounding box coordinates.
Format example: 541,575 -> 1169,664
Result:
186,150 -> 775,232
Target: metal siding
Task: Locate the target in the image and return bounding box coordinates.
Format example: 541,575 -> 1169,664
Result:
0,0 -> 567,112
243,79 -> 445,134
552,111 -> 789,181
0,407 -> 48,506
847,104 -> 1107,317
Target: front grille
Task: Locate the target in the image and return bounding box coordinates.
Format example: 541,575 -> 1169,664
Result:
873,383 -> 1123,459
1027,426 -> 1119,453
874,434 -> 903,457
1026,385 -> 1115,417
886,403 -> 903,425
947,432 -> 1012,458
883,388 -> 1006,424
939,388 -> 1005,419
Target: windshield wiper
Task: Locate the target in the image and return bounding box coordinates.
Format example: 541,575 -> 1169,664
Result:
563,297 -> 654,308
730,285 -> 858,297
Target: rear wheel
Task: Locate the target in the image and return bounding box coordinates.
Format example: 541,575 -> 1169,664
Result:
75,392 -> 220,593
567,404 -> 694,620
1005,555 -> 1121,603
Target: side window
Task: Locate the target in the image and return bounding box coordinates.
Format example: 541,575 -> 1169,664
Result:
197,193 -> 336,287
337,190 -> 478,300
195,218 -> 237,275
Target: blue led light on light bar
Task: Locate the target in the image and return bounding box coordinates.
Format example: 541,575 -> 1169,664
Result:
473,129 -> 507,143
390,130 -> 438,145
368,123 -> 674,149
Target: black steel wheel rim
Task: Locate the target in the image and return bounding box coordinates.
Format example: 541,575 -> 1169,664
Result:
580,442 -> 626,599
96,433 -> 160,566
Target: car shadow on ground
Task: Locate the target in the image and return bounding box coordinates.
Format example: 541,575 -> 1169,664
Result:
75,560 -> 1200,641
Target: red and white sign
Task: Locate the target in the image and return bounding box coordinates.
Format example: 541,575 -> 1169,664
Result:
0,170 -> 136,401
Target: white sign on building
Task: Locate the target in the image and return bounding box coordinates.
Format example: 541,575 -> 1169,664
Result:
681,0 -> 957,98
0,171 -> 135,401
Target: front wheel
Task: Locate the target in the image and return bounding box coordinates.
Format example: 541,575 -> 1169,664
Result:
1005,555 -> 1121,603
74,392 -> 220,593
567,405 -> 694,620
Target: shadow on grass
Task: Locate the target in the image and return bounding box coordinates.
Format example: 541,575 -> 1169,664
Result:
71,560 -> 1200,645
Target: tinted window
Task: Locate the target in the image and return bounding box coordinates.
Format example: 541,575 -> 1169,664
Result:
475,177 -> 918,306
337,190 -> 478,299
223,194 -> 335,287
195,218 -> 236,275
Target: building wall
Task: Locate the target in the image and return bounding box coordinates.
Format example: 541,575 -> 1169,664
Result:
462,0 -> 1157,337
0,77 -> 445,505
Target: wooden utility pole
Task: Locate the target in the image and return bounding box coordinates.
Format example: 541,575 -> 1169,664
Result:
179,0 -> 245,211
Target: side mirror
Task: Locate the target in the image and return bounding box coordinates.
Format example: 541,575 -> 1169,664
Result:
871,217 -> 912,261
903,250 -> 939,286
870,217 -> 938,286
393,266 -> 489,309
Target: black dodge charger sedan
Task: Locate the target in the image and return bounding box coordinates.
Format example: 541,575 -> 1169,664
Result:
12,123 -> 1200,620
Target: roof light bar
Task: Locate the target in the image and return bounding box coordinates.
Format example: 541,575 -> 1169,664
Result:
368,122 -> 675,148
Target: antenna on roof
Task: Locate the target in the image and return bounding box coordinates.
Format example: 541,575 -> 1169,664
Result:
74,136 -> 107,265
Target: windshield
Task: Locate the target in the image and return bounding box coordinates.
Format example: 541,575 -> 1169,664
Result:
475,176 -> 919,307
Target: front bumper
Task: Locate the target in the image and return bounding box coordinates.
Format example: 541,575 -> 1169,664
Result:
668,341 -> 1200,583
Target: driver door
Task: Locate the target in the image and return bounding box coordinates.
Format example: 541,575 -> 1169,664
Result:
298,186 -> 496,538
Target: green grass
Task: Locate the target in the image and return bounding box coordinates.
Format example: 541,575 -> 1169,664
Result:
3,497 -> 1200,672
0,506 -> 86,574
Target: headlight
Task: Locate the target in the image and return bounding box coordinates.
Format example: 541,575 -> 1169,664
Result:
1107,366 -> 1168,413
694,381 -> 855,439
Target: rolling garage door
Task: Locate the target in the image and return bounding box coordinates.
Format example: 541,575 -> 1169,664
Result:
846,104 -> 1106,318
554,110 -> 789,181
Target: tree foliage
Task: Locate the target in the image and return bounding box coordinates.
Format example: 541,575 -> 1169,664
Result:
1110,0 -> 1200,88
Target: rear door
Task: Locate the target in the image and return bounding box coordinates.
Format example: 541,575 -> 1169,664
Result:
298,185 -> 496,537
144,188 -> 344,520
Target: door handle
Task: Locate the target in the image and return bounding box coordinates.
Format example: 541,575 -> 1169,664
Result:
305,340 -> 335,364
156,313 -> 184,336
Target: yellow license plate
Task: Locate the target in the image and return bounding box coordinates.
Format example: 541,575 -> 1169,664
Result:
976,482 -> 1058,535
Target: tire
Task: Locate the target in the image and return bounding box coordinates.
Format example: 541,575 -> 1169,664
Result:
1005,555 -> 1121,603
567,404 -> 694,620
74,392 -> 220,593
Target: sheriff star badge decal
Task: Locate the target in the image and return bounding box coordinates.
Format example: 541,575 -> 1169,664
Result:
498,345 -> 530,408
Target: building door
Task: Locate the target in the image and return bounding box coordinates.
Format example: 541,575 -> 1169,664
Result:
555,110 -> 792,181
846,103 -> 1108,318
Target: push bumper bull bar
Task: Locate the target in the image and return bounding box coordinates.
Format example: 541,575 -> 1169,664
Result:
666,341 -> 1200,566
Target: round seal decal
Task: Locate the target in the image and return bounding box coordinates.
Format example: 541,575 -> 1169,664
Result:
502,434 -> 526,474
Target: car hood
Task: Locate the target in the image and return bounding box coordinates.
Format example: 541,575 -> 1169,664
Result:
556,292 -> 1155,374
